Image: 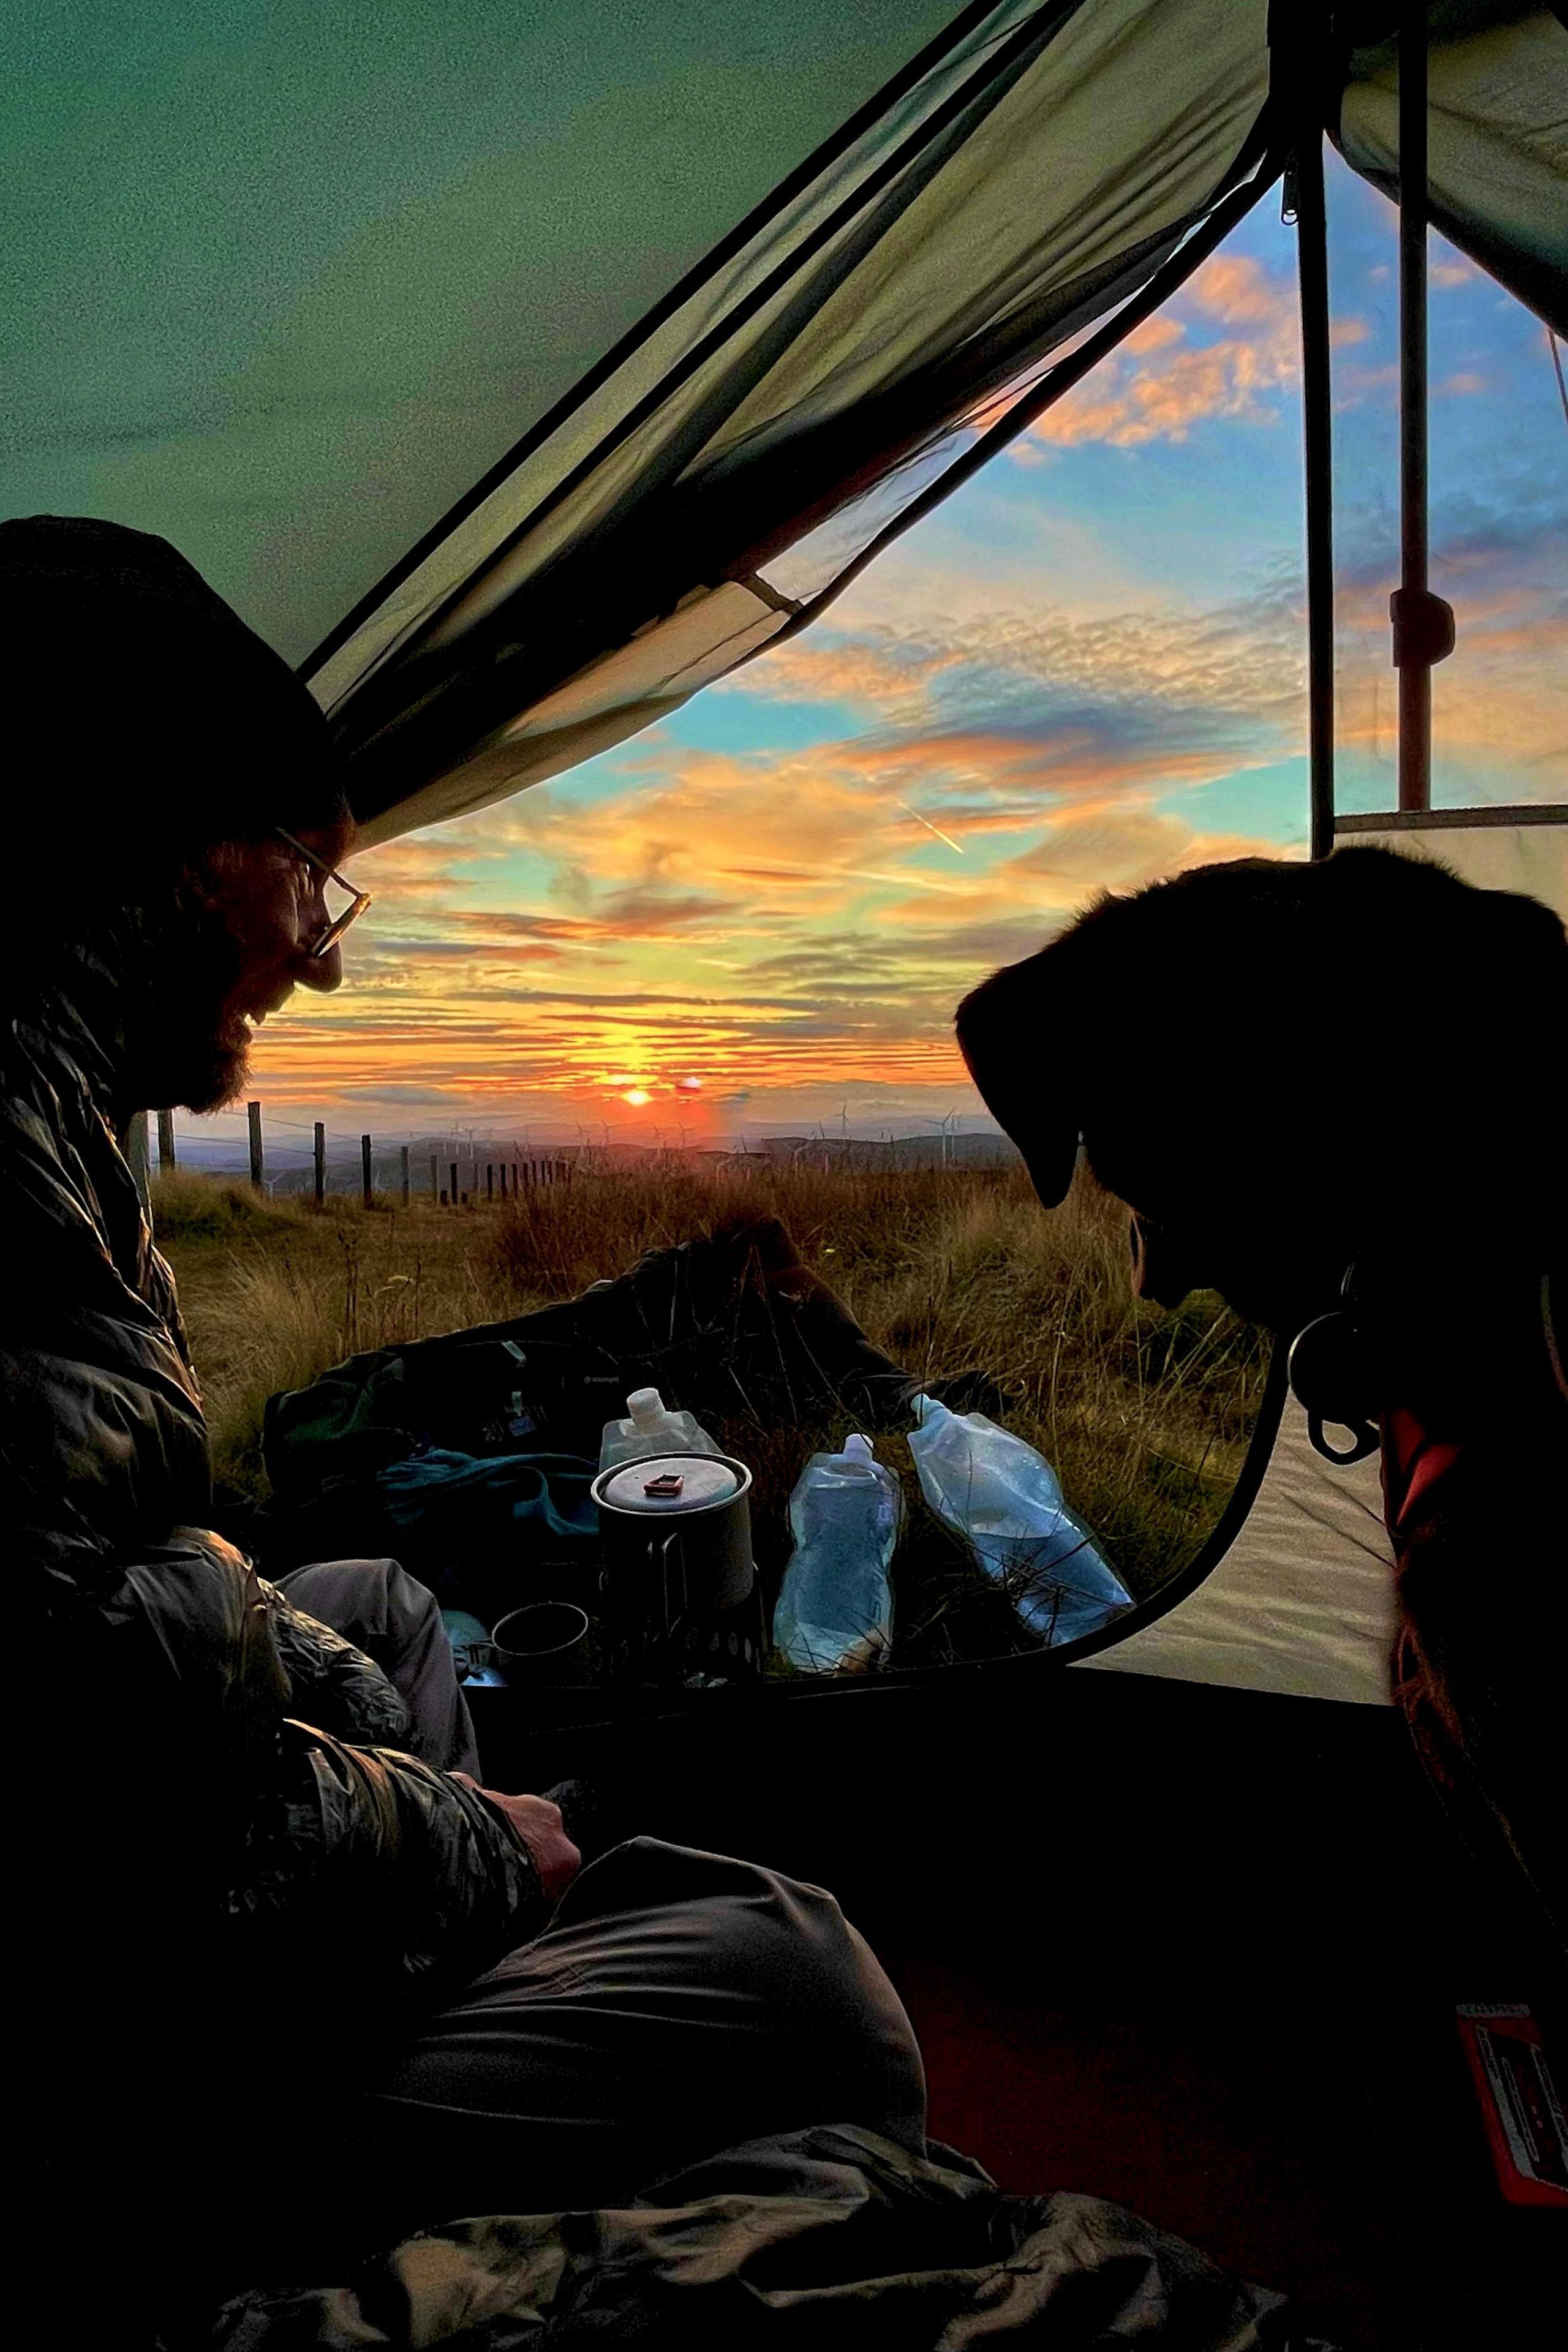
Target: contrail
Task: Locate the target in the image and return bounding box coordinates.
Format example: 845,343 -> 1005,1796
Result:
897,799 -> 965,854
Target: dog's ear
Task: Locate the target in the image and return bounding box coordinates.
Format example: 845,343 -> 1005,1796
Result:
955,957 -> 1080,1207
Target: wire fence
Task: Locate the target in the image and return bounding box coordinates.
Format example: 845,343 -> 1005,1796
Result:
150,1100 -> 579,1207
143,1099 -> 1010,1204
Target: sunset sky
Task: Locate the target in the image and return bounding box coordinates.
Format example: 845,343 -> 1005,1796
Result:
218,154 -> 1564,1165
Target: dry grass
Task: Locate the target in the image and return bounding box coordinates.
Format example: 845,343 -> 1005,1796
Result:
154,1173 -> 495,1496
155,1161 -> 1270,1661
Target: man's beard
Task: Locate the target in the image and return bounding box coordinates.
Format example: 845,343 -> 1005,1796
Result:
119,880 -> 254,1116
167,997 -> 252,1115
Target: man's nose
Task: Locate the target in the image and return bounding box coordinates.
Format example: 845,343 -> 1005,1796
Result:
296,941 -> 345,994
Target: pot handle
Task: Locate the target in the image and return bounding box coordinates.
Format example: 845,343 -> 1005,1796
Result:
651,1528 -> 687,1639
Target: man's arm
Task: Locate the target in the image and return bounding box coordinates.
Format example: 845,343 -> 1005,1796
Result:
2,1060 -> 564,1989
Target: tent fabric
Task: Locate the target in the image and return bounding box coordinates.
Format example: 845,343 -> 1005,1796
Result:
1079,1397 -> 1396,1705
1336,6 -> 1568,335
319,0 -> 1283,844
9,9 -> 1562,845
1334,803 -> 1568,918
0,4 -> 960,669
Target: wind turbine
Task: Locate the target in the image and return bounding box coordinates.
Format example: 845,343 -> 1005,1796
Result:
913,1110 -> 959,1169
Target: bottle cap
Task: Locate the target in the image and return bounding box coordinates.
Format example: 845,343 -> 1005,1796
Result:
843,1433 -> 875,1463
627,1387 -> 665,1423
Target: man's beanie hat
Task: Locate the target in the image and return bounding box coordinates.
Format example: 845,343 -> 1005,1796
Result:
0,515 -> 349,889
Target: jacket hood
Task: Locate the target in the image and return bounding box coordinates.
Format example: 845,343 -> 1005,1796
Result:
0,516 -> 349,900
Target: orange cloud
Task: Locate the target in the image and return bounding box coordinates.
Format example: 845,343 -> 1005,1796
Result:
1014,252 -> 1300,453
243,477 -> 1360,1129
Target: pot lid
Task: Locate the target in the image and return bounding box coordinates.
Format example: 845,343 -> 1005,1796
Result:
599,1453 -> 740,1514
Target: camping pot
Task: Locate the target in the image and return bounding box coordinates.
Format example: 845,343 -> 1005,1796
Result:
592,1451 -> 761,1684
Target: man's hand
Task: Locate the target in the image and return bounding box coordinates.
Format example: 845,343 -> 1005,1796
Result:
451,1776 -> 581,1901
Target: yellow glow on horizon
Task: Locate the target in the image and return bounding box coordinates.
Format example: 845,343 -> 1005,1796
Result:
622,1087 -> 652,1106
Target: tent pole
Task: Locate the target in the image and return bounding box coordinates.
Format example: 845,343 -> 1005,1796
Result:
1393,0 -> 1453,812
1294,121 -> 1335,861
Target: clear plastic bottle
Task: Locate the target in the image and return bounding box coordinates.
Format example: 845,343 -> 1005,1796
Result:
598,1387 -> 723,1473
772,1433 -> 902,1673
907,1394 -> 1130,1645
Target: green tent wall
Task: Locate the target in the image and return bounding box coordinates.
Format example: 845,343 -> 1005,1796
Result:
6,4 -> 1563,845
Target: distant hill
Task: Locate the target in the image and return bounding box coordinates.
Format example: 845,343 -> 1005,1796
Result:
179,1125 -> 1022,1195
747,1131 -> 1021,1172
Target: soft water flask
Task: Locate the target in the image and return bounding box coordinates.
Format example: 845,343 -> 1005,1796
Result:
598,1387 -> 723,1474
907,1395 -> 1130,1644
773,1433 -> 901,1673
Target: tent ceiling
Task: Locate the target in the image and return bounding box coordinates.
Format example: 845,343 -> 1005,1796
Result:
6,4 -> 1564,842
1,2 -> 957,664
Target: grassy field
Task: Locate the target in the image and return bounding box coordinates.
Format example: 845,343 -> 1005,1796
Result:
154,1161 -> 1271,1667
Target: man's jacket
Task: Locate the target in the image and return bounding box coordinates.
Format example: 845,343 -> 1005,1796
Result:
1,943 -> 546,2016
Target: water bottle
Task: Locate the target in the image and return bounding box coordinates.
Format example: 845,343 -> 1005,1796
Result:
907,1394 -> 1129,1644
773,1433 -> 901,1673
598,1387 -> 722,1474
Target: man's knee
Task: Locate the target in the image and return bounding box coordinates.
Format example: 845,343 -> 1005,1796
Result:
533,1839 -> 927,2149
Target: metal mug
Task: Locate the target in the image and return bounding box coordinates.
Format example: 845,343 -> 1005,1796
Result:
489,1599 -> 592,1686
592,1451 -> 760,1683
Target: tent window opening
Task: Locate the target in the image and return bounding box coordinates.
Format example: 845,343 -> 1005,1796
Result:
250,187 -> 1321,1679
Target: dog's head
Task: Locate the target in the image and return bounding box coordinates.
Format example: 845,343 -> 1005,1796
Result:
956,846 -> 1566,1337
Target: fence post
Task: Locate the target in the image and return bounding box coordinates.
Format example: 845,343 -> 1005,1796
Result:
247,1100 -> 265,1193
486,1162 -> 494,1202
314,1121 -> 326,1205
361,1134 -> 374,1208
156,1109 -> 176,1173
126,1110 -> 153,1212
450,1161 -> 459,1207
429,1153 -> 439,1202
400,1144 -> 410,1207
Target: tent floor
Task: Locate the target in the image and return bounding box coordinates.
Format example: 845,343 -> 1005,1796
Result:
475,1666 -> 1566,2352
897,1956 -> 1561,2352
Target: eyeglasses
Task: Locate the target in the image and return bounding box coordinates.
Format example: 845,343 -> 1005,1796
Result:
275,827 -> 372,959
